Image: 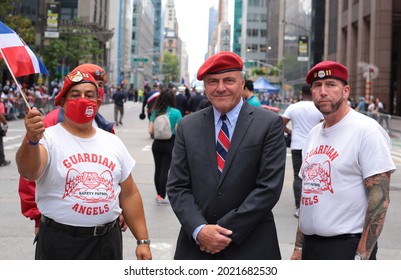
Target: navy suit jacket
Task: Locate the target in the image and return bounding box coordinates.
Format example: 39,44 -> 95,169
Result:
166,102 -> 286,260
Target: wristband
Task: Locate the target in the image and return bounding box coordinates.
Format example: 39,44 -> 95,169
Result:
294,246 -> 303,251
26,135 -> 40,146
137,239 -> 151,245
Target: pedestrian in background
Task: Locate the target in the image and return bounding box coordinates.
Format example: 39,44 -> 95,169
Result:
112,85 -> 126,126
291,61 -> 396,260
167,51 -> 286,260
187,86 -> 207,113
175,85 -> 189,117
16,69 -> 152,260
242,80 -> 261,107
142,84 -> 160,120
148,88 -> 182,205
355,96 -> 367,113
0,99 -> 10,167
282,84 -> 323,218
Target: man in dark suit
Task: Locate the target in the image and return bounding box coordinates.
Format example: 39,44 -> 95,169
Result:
175,85 -> 189,117
166,51 -> 286,260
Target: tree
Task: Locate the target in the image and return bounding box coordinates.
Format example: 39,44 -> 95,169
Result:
162,50 -> 180,85
42,18 -> 103,80
0,1 -> 35,44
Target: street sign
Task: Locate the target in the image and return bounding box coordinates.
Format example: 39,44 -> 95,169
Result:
244,61 -> 255,68
133,57 -> 149,62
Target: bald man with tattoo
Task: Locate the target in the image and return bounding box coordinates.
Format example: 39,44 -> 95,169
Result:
290,61 -> 396,260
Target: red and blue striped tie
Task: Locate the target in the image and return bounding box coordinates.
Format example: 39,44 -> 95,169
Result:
216,114 -> 230,175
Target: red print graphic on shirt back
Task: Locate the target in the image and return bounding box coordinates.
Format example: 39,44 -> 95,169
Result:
62,169 -> 115,202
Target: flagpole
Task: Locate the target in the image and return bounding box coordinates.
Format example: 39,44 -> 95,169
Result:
0,48 -> 32,111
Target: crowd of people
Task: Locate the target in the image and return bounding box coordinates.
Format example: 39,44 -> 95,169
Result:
0,51 -> 396,261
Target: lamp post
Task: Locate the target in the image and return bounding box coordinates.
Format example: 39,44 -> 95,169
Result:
280,19 -> 311,93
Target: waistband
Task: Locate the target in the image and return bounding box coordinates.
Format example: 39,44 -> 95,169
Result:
41,215 -> 117,237
305,233 -> 362,240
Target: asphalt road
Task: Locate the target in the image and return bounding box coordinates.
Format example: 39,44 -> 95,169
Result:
1,101 -> 400,260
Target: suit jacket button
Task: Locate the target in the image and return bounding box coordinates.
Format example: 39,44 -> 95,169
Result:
217,192 -> 222,196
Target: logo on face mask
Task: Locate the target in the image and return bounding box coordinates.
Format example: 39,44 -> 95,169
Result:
84,106 -> 95,118
65,98 -> 97,124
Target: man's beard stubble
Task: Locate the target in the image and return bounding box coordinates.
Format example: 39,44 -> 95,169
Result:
317,95 -> 343,116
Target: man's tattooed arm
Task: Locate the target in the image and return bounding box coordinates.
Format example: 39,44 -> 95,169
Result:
357,172 -> 391,259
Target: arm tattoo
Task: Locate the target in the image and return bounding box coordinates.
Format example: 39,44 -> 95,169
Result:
295,226 -> 304,248
359,172 -> 390,257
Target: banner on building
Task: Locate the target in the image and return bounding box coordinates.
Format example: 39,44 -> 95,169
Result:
45,3 -> 60,38
297,35 -> 309,61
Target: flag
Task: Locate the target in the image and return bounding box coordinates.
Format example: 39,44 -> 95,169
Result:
0,21 -> 49,77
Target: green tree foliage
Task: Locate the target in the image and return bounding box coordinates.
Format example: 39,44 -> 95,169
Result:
162,50 -> 180,85
252,68 -> 266,76
42,40 -> 66,80
42,19 -> 103,79
0,0 -> 35,43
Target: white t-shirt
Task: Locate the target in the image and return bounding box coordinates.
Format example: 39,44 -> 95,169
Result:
36,124 -> 135,226
299,109 -> 396,236
282,101 -> 323,150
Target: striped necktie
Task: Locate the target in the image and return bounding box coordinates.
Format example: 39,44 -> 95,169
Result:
216,114 -> 230,175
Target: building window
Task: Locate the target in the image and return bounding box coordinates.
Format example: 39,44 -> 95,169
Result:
343,0 -> 348,11
247,29 -> 259,37
247,44 -> 258,52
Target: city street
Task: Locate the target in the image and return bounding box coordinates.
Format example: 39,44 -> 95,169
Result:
1,101 -> 400,260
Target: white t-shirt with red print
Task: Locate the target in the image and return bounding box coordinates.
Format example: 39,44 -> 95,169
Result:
36,124 -> 135,227
299,109 -> 395,236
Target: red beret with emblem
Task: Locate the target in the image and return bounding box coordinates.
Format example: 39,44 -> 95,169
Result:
197,51 -> 243,80
72,64 -> 106,102
55,70 -> 98,106
306,61 -> 348,85
72,64 -> 106,82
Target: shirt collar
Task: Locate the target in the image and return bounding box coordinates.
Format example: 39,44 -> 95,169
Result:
213,98 -> 244,127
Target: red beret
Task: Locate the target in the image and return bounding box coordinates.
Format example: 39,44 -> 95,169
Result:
72,63 -> 106,82
306,61 -> 348,85
197,51 -> 243,80
55,70 -> 98,106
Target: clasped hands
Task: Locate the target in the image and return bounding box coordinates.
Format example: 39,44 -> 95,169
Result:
197,224 -> 233,254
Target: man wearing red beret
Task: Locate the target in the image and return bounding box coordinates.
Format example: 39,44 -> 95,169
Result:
16,69 -> 151,260
167,51 -> 286,259
17,64 -> 125,237
291,61 -> 396,260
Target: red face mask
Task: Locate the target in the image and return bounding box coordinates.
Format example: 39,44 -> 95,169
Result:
65,98 -> 97,124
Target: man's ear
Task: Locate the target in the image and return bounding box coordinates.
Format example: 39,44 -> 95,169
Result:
96,99 -> 102,110
59,98 -> 66,108
343,85 -> 350,98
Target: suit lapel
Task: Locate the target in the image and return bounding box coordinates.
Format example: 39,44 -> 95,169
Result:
201,107 -> 220,183
219,103 -> 254,184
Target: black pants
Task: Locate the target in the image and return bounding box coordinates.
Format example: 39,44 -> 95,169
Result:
291,149 -> 302,208
152,136 -> 175,198
302,234 -> 378,260
0,135 -> 5,163
35,219 -> 122,260
114,105 -> 124,123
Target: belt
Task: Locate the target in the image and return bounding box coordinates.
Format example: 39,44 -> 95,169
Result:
41,215 -> 117,237
306,233 -> 361,240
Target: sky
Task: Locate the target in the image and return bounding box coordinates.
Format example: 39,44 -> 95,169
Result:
174,0 -> 219,84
